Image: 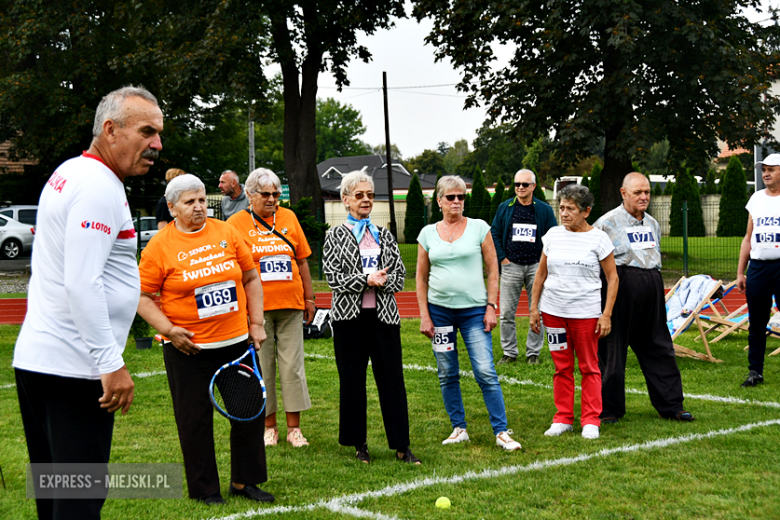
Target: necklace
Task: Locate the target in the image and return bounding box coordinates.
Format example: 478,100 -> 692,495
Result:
439,217 -> 465,243
251,208 -> 276,236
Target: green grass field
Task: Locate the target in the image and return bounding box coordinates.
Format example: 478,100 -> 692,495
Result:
2,319 -> 780,520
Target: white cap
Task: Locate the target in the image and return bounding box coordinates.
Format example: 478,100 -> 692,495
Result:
755,153 -> 780,174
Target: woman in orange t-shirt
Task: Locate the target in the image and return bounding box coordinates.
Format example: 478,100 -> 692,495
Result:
227,168 -> 315,448
137,174 -> 273,505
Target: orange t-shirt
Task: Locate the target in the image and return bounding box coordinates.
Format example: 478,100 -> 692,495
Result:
139,218 -> 256,347
227,207 -> 312,311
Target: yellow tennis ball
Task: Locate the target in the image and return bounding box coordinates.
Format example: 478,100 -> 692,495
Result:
435,496 -> 451,509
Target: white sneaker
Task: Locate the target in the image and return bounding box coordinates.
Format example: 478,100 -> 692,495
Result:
544,423 -> 574,437
264,427 -> 278,446
496,430 -> 522,450
287,428 -> 309,447
582,424 -> 600,439
442,427 -> 469,445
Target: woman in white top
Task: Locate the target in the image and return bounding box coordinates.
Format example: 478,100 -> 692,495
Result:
530,184 -> 619,440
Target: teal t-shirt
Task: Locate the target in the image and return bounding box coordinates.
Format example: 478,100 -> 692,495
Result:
418,218 -> 489,309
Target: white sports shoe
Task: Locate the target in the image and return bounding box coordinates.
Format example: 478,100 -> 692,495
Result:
582,424 -> 600,439
544,423 -> 574,437
495,430 -> 522,450
264,427 -> 278,446
442,427 -> 469,445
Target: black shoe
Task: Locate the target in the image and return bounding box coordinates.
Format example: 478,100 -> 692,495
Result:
664,410 -> 695,422
396,448 -> 421,465
356,443 -> 370,464
229,483 -> 275,503
527,355 -> 540,365
741,370 -> 764,388
601,416 -> 619,424
197,492 -> 225,505
496,355 -> 516,365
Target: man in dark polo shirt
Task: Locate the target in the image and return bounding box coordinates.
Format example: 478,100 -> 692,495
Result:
491,169 -> 557,365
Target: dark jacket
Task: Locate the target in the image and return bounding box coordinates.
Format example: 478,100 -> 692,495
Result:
323,224 -> 405,325
490,196 -> 557,264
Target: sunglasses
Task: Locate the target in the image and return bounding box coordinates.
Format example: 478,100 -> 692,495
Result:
258,191 -> 281,198
353,191 -> 375,200
444,194 -> 466,201
514,182 -> 534,188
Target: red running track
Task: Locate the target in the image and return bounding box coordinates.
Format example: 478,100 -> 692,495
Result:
0,290 -> 748,325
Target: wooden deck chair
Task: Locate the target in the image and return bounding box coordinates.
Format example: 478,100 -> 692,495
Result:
665,276 -> 723,362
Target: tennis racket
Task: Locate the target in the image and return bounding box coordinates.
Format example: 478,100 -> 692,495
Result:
209,346 -> 266,421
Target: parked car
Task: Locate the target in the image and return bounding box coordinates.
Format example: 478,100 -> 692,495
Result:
133,216 -> 158,249
0,214 -> 35,259
0,205 -> 38,227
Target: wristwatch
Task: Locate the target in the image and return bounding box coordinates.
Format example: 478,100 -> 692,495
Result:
487,302 -> 497,310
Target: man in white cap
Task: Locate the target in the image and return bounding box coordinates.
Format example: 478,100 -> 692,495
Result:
737,153 -> 780,387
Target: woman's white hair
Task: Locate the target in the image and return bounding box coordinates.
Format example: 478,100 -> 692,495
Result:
245,168 -> 281,195
165,174 -> 205,205
436,175 -> 467,199
340,171 -> 375,198
92,86 -> 158,137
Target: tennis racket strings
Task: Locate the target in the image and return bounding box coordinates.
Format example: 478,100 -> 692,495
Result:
212,362 -> 266,421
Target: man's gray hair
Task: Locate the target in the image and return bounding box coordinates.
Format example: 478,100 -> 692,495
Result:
92,86 -> 159,137
514,169 -> 536,184
340,171 -> 375,198
436,175 -> 467,199
245,168 -> 281,195
557,183 -> 594,211
166,174 -> 206,206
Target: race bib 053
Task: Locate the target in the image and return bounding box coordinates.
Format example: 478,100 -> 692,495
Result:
259,254 -> 293,281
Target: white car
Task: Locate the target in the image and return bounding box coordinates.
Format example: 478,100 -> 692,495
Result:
0,205 -> 38,227
0,213 -> 35,259
133,216 -> 159,249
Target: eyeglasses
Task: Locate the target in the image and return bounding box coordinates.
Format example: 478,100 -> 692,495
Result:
353,191 -> 375,200
258,191 -> 281,198
514,182 -> 534,188
444,194 -> 466,201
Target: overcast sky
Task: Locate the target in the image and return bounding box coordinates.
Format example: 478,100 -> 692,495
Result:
314,2 -> 776,161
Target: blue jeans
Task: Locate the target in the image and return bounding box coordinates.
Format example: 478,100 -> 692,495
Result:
428,303 -> 508,435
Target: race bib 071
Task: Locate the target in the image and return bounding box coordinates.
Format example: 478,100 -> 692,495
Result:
432,326 -> 457,352
194,280 -> 239,319
626,226 -> 656,250
512,223 -> 537,243
259,254 -> 293,281
547,327 -> 568,352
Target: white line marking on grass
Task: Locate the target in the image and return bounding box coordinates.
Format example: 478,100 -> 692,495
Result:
207,419 -> 780,520
1,383 -> 15,389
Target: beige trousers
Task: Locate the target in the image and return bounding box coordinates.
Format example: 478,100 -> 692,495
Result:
260,309 -> 312,415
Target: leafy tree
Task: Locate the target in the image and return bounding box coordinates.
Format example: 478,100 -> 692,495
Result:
470,167 -> 491,222
587,162 -> 602,224
653,183 -> 663,196
704,169 -> 719,195
407,149 -> 446,174
717,156 -> 749,237
464,123 -> 525,184
533,184 -> 546,202
670,169 -> 705,237
315,98 -> 371,163
636,140 -> 670,178
443,139 -> 470,173
429,172 -> 443,223
269,0 -> 405,216
404,173 -> 426,243
581,175 -> 590,189
414,0 -> 780,212
371,143 -> 403,162
663,180 -> 675,195
279,197 -> 329,244
437,142 -> 451,156
463,192 -> 472,218
490,178 -> 506,223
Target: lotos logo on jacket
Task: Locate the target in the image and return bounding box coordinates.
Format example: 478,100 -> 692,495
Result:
81,221 -> 111,234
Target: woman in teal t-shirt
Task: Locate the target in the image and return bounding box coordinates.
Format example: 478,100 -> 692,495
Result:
416,175 -> 522,451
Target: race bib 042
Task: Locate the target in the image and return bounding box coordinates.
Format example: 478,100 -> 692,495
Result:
432,326 -> 457,352
259,254 -> 293,281
194,280 -> 239,319
547,327 -> 568,352
512,223 -> 537,243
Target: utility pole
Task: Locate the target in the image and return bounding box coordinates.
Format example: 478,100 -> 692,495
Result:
248,119 -> 255,173
383,71 -> 398,239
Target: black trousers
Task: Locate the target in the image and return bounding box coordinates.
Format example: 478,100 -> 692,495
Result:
16,369 -> 114,520
745,259 -> 780,374
163,340 -> 267,499
599,266 -> 685,418
332,309 -> 410,451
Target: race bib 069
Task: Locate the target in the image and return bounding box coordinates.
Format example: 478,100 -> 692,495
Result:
626,226 -> 656,250
512,223 -> 537,243
194,280 -> 238,319
547,327 -> 568,352
259,254 -> 293,281
432,326 -> 456,352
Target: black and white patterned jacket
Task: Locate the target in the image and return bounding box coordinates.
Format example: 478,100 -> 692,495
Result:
323,224 -> 405,325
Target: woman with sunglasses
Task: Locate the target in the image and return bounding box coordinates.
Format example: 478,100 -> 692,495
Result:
322,171 -> 420,465
227,168 -> 314,448
416,175 -> 522,451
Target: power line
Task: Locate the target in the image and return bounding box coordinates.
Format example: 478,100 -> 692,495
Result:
319,83 -> 459,91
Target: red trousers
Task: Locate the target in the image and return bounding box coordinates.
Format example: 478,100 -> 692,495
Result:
542,313 -> 602,427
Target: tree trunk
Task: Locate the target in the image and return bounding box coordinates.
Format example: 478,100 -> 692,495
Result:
601,124 -> 633,214
270,15 -> 325,220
